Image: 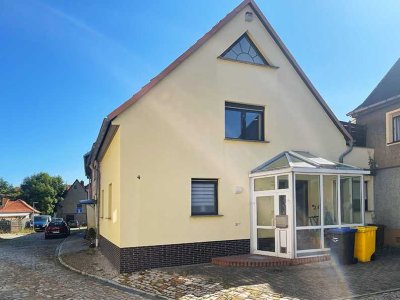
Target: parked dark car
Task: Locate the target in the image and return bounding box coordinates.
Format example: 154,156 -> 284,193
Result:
33,215 -> 51,232
45,221 -> 70,239
67,219 -> 80,228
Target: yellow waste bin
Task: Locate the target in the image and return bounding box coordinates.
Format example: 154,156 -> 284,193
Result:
354,226 -> 378,262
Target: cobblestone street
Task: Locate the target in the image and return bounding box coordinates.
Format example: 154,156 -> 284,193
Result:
2,231 -> 400,299
0,232 -> 150,300
116,254 -> 400,300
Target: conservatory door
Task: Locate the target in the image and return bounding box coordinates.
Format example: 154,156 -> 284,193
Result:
254,191 -> 291,258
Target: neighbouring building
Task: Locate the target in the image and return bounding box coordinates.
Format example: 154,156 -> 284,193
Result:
348,58 -> 400,246
56,180 -> 88,225
0,199 -> 40,232
84,0 -> 374,272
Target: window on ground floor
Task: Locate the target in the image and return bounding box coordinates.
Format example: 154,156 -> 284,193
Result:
107,183 -> 112,219
100,189 -> 104,218
294,174 -> 364,254
341,176 -> 362,224
191,179 -> 218,216
295,174 -> 320,227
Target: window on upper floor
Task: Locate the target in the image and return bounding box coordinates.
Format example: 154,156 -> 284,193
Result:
225,102 -> 264,141
76,203 -> 83,213
191,179 -> 218,216
386,108 -> 400,145
393,115 -> 400,143
220,33 -> 269,66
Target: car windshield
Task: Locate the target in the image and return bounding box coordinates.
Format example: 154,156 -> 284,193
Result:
33,216 -> 47,222
49,221 -> 64,226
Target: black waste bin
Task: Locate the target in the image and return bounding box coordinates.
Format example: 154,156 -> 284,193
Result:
368,224 -> 385,252
327,228 -> 357,265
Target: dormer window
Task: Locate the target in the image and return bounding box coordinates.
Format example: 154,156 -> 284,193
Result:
220,33 -> 269,66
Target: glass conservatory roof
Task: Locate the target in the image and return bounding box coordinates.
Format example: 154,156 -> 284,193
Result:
251,151 -> 369,174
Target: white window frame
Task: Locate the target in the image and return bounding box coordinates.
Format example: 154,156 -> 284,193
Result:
294,173 -> 364,257
386,108 -> 400,145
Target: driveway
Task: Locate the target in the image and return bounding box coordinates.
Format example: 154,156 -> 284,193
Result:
0,231 -> 149,299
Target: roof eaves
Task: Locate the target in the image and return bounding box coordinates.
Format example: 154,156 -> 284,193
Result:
90,118 -> 111,163
348,94 -> 400,117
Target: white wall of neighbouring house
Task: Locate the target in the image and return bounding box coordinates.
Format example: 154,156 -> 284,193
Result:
101,4 -> 372,248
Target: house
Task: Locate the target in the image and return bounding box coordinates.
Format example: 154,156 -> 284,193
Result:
348,58 -> 400,246
0,199 -> 39,232
84,0 -> 373,272
56,180 -> 88,225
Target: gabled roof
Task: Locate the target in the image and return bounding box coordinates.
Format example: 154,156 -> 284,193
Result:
0,199 -> 40,214
63,179 -> 86,196
87,0 -> 351,165
349,58 -> 400,116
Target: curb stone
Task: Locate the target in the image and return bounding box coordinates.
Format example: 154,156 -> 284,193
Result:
56,236 -> 166,300
332,287 -> 400,300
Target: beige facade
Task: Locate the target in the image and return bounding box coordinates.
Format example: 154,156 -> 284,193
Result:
91,3 -> 373,250
57,180 -> 88,224
98,129 -> 121,246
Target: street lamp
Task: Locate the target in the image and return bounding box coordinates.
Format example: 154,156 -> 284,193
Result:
32,202 -> 38,231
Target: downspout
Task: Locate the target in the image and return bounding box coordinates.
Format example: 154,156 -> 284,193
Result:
339,139 -> 354,163
90,161 -> 101,248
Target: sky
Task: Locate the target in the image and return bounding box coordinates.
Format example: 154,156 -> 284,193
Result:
1,0 -> 400,186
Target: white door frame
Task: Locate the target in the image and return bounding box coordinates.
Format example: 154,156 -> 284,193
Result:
251,189 -> 292,258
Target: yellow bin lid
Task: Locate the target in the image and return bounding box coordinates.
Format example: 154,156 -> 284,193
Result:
354,226 -> 378,232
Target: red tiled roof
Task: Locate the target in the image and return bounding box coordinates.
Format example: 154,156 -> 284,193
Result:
0,199 -> 40,214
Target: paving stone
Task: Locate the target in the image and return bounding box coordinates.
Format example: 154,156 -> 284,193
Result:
111,248 -> 400,300
0,232 -> 147,299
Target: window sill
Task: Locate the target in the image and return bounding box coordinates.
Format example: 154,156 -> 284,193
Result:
218,56 -> 279,69
225,138 -> 270,143
191,214 -> 224,217
387,141 -> 400,146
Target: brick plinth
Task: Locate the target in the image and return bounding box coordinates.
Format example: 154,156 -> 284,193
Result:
98,236 -> 250,273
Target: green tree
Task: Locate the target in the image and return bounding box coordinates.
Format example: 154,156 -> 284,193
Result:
20,173 -> 66,215
0,178 -> 20,200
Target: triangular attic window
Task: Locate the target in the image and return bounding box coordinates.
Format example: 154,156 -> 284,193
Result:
221,33 -> 269,66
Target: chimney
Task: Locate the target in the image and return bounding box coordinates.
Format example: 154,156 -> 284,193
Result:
80,181 -> 84,186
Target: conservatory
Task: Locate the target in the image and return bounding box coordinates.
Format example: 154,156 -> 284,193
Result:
249,151 -> 370,259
